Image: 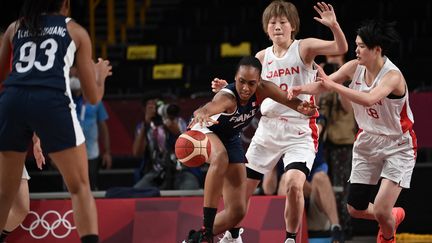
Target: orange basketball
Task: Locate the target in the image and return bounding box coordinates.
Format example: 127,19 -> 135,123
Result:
175,130 -> 211,167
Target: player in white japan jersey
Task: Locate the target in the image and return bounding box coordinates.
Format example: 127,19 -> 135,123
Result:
260,40 -> 318,119
248,39 -> 320,169
350,58 -> 414,137
301,20 -> 416,243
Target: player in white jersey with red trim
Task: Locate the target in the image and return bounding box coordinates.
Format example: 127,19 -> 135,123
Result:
214,1 -> 348,243
293,20 -> 416,243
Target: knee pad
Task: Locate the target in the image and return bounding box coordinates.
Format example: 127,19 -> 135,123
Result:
246,167 -> 264,180
284,162 -> 310,177
347,183 -> 375,210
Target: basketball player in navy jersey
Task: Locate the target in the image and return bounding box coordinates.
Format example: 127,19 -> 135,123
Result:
183,56 -> 317,243
0,29 -> 47,243
0,0 -> 112,243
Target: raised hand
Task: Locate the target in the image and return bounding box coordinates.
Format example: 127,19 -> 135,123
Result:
211,78 -> 228,93
313,2 -> 337,27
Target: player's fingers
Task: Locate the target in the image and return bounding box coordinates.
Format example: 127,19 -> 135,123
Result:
319,2 -> 329,11
313,5 -> 322,14
208,118 -> 219,125
187,119 -> 197,129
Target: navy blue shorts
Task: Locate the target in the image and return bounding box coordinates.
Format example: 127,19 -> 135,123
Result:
0,86 -> 85,153
222,135 -> 246,164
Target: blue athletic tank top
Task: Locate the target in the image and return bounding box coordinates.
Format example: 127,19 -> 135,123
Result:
4,15 -> 75,91
208,83 -> 260,140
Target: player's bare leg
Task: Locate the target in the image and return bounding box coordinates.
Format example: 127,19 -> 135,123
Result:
49,144 -> 98,237
0,152 -> 26,232
213,163 -> 247,235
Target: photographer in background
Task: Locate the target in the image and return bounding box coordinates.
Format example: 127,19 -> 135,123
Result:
132,96 -> 201,190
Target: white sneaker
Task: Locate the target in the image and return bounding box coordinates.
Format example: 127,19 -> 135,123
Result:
218,228 -> 244,243
284,239 -> 295,243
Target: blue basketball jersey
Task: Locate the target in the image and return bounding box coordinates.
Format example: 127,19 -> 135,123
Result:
208,83 -> 260,140
4,15 -> 75,91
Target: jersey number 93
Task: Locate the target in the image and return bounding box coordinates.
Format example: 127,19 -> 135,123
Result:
16,38 -> 58,73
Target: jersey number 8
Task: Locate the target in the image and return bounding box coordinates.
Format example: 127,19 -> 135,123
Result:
16,38 -> 58,73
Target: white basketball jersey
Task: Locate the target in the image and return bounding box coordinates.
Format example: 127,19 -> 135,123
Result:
349,57 -> 414,136
260,40 -> 318,119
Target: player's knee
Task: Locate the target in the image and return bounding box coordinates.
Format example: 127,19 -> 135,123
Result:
212,148 -> 229,163
372,204 -> 392,222
347,183 -> 374,213
346,204 -> 360,218
65,178 -> 90,194
284,181 -> 303,198
208,159 -> 229,177
311,171 -> 329,186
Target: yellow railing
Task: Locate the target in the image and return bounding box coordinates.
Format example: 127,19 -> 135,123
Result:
89,0 -> 151,59
107,0 -> 115,45
89,0 -> 101,58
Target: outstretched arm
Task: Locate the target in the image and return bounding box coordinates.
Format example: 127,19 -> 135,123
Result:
189,91 -> 235,128
258,80 -> 318,116
317,64 -> 402,106
288,82 -> 326,99
289,61 -> 356,98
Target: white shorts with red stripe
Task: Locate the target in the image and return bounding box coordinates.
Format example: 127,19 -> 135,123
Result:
245,116 -> 317,175
350,129 -> 417,188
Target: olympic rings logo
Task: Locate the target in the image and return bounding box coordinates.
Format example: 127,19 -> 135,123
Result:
20,210 -> 76,239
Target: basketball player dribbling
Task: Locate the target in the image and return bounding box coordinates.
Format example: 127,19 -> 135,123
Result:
292,20 -> 416,243
183,56 -> 317,243
0,0 -> 112,242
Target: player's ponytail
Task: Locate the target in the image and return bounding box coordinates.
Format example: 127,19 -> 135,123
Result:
19,0 -> 65,37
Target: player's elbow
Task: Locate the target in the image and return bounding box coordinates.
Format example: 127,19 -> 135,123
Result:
334,44 -> 348,55
362,99 -> 376,107
340,43 -> 349,54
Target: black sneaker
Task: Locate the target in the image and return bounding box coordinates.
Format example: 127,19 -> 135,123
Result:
182,227 -> 213,243
331,225 -> 344,243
